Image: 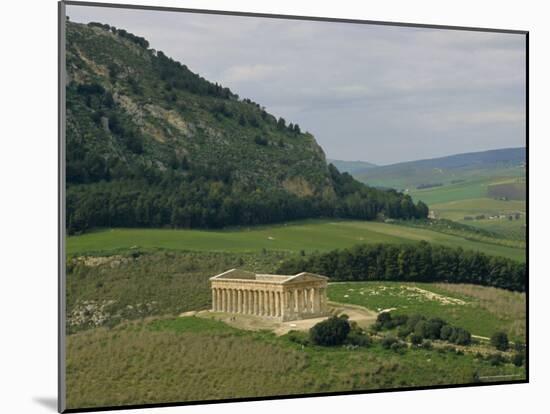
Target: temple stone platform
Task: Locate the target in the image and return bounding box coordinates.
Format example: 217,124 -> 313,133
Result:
209,269 -> 330,322
182,301 -> 377,336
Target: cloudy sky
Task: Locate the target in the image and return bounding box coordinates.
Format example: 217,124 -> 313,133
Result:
67,5 -> 526,165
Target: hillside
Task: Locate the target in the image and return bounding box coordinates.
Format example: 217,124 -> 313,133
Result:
65,21 -> 427,233
355,147 -> 525,191
327,159 -> 377,174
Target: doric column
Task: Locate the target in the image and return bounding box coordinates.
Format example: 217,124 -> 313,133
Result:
275,291 -> 280,317
260,290 -> 265,316
288,290 -> 293,314
237,289 -> 242,313
311,288 -> 318,313
231,289 -> 236,313
283,290 -> 290,316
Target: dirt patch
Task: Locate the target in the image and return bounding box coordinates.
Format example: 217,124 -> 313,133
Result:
190,302 -> 377,336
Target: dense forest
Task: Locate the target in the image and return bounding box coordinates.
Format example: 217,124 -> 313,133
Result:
66,21 -> 428,234
277,241 -> 526,291
67,162 -> 428,233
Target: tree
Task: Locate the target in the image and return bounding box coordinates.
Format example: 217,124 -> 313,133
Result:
376,312 -> 394,329
410,333 -> 423,345
309,316 -> 350,346
440,325 -> 455,341
452,328 -> 472,345
512,352 -> 525,367
254,135 -> 268,146
491,331 -> 509,351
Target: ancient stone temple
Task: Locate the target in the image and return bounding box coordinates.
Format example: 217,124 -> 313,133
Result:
210,269 -> 329,321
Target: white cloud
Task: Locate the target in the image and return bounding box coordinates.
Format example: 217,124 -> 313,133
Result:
66,4 -> 526,164
221,64 -> 289,83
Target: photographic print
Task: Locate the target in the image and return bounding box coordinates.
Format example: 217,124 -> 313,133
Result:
59,1 -> 527,411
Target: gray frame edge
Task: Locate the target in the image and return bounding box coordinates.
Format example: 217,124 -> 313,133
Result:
58,1 -> 67,412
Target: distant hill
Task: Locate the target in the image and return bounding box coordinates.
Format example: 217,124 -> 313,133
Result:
65,21 -> 427,233
327,159 -> 377,174
355,148 -> 525,191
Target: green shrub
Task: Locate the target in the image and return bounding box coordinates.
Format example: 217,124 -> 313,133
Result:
414,321 -> 429,338
420,340 -> 433,350
512,352 -> 525,367
346,332 -> 371,347
392,314 -> 409,327
440,325 -> 455,341
370,322 -> 383,332
309,316 -> 350,346
487,353 -> 507,366
425,318 -> 446,339
377,312 -> 394,329
381,335 -> 398,350
490,331 -> 509,351
410,334 -> 423,345
451,328 -> 472,346
406,314 -> 425,329
390,341 -> 407,354
397,325 -> 413,339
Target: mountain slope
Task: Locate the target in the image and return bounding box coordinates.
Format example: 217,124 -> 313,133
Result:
355,147 -> 525,190
327,159 -> 377,174
65,21 -> 427,233
66,21 -> 332,196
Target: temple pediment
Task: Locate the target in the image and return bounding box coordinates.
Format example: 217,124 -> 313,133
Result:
210,269 -> 329,284
282,272 -> 329,284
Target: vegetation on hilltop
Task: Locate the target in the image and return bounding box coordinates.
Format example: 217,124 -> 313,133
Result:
278,241 -> 526,291
66,21 -> 427,234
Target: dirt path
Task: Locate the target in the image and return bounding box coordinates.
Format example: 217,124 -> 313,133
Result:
186,302 -> 378,336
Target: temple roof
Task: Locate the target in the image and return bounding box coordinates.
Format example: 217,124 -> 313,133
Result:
210,269 -> 329,284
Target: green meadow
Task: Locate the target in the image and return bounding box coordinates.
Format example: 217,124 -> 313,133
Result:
66,315 -> 525,410
430,198 -> 526,240
329,282 -> 526,341
67,219 -> 525,261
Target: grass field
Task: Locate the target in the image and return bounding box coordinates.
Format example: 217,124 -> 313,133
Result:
430,198 -> 526,240
66,316 -> 525,409
329,282 -> 526,341
67,219 -> 525,261
409,175 -> 524,206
